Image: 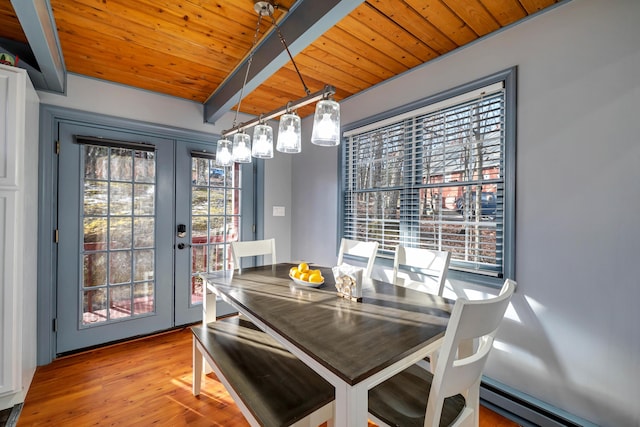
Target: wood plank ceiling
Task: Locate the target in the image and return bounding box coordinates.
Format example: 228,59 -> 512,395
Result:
0,0 -> 560,121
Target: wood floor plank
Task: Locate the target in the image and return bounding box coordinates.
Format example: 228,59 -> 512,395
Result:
18,327 -> 518,426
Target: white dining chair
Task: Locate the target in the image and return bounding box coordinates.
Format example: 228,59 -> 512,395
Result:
368,279 -> 516,427
392,245 -> 451,373
231,238 -> 276,274
392,245 -> 451,297
336,238 -> 379,279
212,238 -> 277,330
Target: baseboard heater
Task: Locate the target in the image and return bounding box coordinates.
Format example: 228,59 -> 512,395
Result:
3,403 -> 22,427
480,378 -> 598,427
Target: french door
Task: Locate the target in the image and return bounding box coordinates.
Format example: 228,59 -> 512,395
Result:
56,123 -> 246,354
174,140 -> 252,325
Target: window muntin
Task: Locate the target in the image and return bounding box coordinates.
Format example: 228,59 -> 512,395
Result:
342,76 -> 513,278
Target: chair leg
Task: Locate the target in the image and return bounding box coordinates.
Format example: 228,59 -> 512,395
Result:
467,378 -> 481,427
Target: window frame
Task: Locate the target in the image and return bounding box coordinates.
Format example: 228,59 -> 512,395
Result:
339,67 -> 516,286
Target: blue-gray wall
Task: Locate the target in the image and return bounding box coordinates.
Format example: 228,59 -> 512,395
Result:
292,1 -> 640,426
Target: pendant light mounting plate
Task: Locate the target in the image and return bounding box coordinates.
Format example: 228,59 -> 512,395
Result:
254,1 -> 274,16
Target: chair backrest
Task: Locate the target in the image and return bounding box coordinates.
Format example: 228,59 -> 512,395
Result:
425,279 -> 515,427
336,238 -> 379,279
391,245 -> 451,296
231,239 -> 276,273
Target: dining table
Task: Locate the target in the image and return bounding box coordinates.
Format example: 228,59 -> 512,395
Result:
200,263 -> 454,426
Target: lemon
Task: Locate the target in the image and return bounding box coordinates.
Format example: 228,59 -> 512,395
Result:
298,262 -> 309,273
300,272 -> 310,282
289,267 -> 299,277
309,273 -> 323,283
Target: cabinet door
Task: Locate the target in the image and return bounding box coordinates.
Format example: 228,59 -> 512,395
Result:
0,67 -> 19,187
0,191 -> 20,397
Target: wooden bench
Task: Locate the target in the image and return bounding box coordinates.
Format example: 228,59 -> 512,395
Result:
192,317 -> 335,427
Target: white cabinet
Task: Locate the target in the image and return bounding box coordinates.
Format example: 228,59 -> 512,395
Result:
0,65 -> 39,409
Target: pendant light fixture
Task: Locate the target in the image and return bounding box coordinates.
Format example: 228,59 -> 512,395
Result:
216,0 -> 340,167
311,98 -> 341,146
277,106 -> 301,153
252,121 -> 274,159
215,138 -> 233,167
231,132 -> 252,163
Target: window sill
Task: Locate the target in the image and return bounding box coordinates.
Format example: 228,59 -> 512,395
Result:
447,268 -> 506,290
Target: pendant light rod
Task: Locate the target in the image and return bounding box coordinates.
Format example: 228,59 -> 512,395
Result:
231,11 -> 265,129
268,10 -> 311,96
222,84 -> 336,137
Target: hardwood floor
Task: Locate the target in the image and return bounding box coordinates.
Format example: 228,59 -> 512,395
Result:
18,327 -> 519,426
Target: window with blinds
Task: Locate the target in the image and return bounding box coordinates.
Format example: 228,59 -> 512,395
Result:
342,71 -> 515,279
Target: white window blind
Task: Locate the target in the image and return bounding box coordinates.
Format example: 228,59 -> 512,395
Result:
343,81 -> 509,277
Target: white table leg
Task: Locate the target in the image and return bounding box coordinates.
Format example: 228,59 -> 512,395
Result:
192,339 -> 203,396
203,284 -> 217,324
335,382 -> 369,426
202,284 -> 217,374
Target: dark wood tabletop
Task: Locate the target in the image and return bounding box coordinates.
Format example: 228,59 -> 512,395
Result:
203,263 -> 454,386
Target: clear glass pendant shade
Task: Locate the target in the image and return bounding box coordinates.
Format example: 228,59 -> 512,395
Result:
276,113 -> 302,153
215,139 -> 233,166
311,99 -> 340,146
252,124 -> 274,159
231,132 -> 252,163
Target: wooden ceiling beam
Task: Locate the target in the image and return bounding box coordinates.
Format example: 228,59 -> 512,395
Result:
203,0 -> 365,126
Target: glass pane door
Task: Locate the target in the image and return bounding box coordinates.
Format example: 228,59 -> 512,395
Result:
57,124 -> 174,353
56,126 -> 255,351
174,141 -> 254,325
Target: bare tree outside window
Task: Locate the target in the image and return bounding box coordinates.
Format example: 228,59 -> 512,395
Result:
343,79 -> 509,277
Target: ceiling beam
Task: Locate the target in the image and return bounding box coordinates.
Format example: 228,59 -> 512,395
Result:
10,0 -> 66,93
203,0 -> 364,125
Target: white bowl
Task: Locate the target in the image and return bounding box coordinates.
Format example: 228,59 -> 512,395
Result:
289,273 -> 324,288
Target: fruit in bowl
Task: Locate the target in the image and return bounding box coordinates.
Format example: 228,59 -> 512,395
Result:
289,262 -> 324,285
